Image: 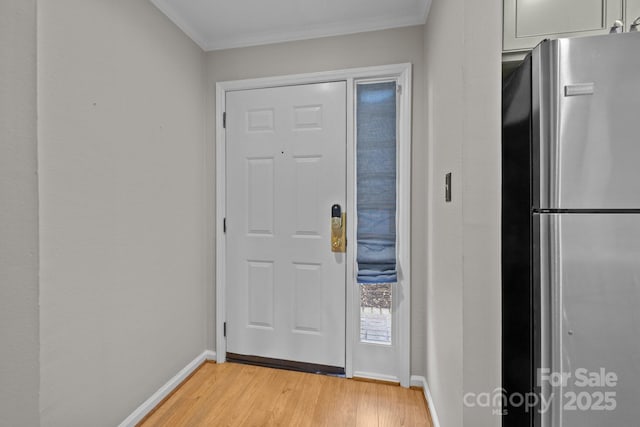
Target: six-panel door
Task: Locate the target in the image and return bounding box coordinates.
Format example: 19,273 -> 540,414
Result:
225,82 -> 347,368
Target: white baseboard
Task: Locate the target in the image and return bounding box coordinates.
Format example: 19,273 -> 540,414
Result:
119,350 -> 216,427
410,375 -> 441,427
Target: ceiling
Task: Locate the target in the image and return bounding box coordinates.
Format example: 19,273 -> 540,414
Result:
150,0 -> 432,51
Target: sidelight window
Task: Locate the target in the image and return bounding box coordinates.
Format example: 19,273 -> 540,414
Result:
356,81 -> 398,345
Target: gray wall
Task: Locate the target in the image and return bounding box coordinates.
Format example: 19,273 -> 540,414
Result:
423,0 -> 502,426
205,25 -> 428,375
460,0 -> 502,426
423,1 -> 465,424
0,0 -> 40,425
37,1 -> 208,425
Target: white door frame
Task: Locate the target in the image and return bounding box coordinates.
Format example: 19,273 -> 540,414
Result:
215,63 -> 412,386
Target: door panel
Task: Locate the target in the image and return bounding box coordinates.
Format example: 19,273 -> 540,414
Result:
536,34 -> 640,209
542,214 -> 640,426
226,82 -> 346,368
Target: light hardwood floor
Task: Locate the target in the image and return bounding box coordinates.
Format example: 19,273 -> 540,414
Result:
139,362 -> 432,426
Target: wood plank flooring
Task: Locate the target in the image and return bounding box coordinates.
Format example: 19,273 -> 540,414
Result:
139,362 -> 432,427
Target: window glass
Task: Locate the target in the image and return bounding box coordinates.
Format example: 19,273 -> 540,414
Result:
360,283 -> 392,345
356,81 -> 397,285
356,81 -> 397,345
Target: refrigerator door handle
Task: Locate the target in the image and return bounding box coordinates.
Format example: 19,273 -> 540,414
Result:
564,83 -> 594,97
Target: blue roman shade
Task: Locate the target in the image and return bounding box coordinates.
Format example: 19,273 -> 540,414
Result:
356,82 -> 397,284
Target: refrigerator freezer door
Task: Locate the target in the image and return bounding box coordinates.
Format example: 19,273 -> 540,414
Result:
540,213 -> 640,426
534,33 -> 640,209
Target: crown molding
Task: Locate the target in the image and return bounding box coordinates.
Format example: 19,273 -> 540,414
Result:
204,15 -> 427,51
150,0 -> 431,52
150,0 -> 208,50
420,0 -> 434,24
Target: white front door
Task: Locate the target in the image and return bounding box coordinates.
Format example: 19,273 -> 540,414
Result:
225,82 -> 346,368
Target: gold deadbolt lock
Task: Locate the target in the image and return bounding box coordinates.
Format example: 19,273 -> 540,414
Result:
331,204 -> 346,253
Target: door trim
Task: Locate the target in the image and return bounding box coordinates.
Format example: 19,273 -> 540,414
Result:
215,63 -> 412,386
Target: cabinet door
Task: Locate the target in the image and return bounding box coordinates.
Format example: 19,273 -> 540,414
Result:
504,0 -> 624,52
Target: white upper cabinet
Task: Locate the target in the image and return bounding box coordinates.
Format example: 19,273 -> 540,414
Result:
504,0 -> 625,53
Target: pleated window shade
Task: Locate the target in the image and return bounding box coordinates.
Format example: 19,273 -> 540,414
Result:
356,81 -> 398,284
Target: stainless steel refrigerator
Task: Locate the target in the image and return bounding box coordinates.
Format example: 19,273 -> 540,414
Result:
502,32 -> 640,427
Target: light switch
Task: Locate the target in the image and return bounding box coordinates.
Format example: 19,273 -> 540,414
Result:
445,173 -> 452,202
